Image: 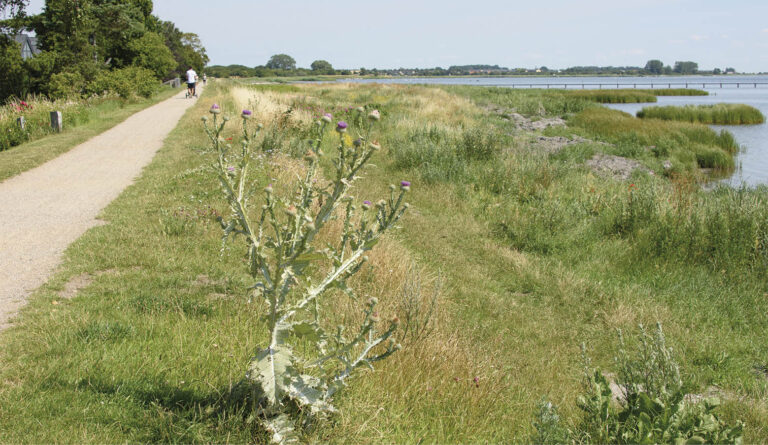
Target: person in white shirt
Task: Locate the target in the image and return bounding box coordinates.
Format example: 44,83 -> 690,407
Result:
186,66 -> 198,98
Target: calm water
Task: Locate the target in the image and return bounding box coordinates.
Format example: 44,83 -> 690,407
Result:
325,75 -> 768,186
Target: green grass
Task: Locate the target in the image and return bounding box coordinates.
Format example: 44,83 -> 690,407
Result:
0,87 -> 179,182
0,81 -> 766,443
569,107 -> 738,171
637,103 -> 766,125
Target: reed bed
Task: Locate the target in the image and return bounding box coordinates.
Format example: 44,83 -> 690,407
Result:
637,103 -> 765,125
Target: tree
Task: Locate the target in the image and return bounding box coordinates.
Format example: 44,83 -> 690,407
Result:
673,61 -> 698,75
0,38 -> 26,98
129,31 -> 174,78
266,53 -> 295,70
713,67 -> 722,75
310,59 -> 333,73
644,59 -> 663,75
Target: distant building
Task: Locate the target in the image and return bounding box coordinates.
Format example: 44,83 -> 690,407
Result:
13,33 -> 40,60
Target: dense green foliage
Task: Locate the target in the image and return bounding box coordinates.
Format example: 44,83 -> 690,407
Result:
0,0 -> 206,102
534,325 -> 743,444
638,103 -> 766,125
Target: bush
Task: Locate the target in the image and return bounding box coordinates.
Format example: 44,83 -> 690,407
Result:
48,71 -> 86,99
85,67 -> 159,99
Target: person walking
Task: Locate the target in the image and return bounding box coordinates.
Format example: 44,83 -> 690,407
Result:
186,66 -> 198,98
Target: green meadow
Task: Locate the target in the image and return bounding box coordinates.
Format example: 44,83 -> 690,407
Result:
0,81 -> 766,443
638,103 -> 766,125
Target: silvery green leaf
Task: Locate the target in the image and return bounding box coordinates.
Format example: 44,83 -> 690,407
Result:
291,321 -> 325,342
286,373 -> 335,414
262,414 -> 300,444
246,346 -> 294,406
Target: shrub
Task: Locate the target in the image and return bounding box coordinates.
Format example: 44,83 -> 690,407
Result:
86,67 -> 159,99
47,71 -> 86,100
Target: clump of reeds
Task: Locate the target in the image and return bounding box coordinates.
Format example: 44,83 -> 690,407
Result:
650,88 -> 709,96
637,103 -> 765,125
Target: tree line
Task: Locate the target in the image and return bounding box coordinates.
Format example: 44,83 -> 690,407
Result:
207,55 -> 736,79
0,0 -> 208,101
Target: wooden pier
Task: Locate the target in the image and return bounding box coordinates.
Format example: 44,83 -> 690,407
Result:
503,82 -> 768,89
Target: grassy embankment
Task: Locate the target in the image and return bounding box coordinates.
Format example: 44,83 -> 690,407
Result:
638,103 -> 766,125
0,82 -> 766,442
0,87 -> 178,182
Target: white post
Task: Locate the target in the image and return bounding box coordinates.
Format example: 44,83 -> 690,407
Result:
50,111 -> 63,132
17,116 -> 25,130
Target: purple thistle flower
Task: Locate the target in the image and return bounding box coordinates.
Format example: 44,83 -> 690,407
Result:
401,181 -> 410,187
227,166 -> 235,172
321,113 -> 332,123
336,121 -> 348,133
363,200 -> 372,206
210,103 -> 221,114
242,109 -> 252,118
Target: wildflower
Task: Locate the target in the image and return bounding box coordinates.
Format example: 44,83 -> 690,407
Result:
284,205 -> 298,217
321,113 -> 332,123
227,166 -> 235,172
362,200 -> 372,210
370,312 -> 380,323
304,150 -> 317,162
336,121 -> 348,133
264,184 -> 273,194
210,103 -> 221,114
242,109 -> 252,119
400,180 -> 411,191
353,138 -> 362,147
226,137 -> 233,141
356,106 -> 365,113
629,183 -> 635,189
368,297 -> 378,306
368,109 -> 380,121
390,315 -> 400,325
369,141 -> 381,151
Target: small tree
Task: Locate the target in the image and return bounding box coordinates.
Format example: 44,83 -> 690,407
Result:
266,53 -> 296,70
129,32 -> 176,79
310,59 -> 333,74
644,59 -> 664,75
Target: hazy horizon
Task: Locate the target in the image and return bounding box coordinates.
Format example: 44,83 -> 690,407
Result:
20,0 -> 768,72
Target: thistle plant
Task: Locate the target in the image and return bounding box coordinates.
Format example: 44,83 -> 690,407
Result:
202,104 -> 408,443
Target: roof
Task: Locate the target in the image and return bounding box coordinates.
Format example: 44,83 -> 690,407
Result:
13,33 -> 40,59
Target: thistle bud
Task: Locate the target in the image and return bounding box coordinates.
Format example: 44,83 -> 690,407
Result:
356,106 -> 365,113
362,200 -> 372,210
389,184 -> 396,192
367,297 -> 378,306
400,180 -> 411,192
284,205 -> 297,217
395,343 -> 403,351
321,113 -> 332,123
264,184 -> 273,194
201,116 -> 208,122
369,141 -> 381,151
304,150 -> 317,162
390,315 -> 400,325
257,123 -> 264,130
368,109 -> 380,121
376,199 -> 386,209
223,116 -> 230,122
210,103 -> 221,114
353,138 -> 363,147
370,312 -> 380,323
305,222 -> 316,231
362,255 -> 369,262
403,202 -> 410,209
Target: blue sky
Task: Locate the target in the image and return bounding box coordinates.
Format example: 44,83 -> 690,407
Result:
22,0 -> 768,72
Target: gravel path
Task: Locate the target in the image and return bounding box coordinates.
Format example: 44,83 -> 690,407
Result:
0,88 -> 200,329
